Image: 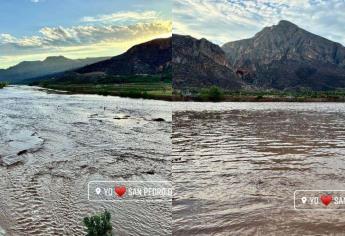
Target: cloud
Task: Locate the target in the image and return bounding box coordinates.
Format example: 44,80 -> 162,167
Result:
0,20 -> 172,68
81,11 -> 161,23
30,0 -> 44,3
0,34 -> 17,43
0,21 -> 171,49
173,0 -> 345,46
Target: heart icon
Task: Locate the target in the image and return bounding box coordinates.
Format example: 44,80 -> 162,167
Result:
320,195 -> 332,206
115,185 -> 126,197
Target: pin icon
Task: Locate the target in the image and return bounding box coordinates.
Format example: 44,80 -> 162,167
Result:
95,187 -> 101,195
301,197 -> 307,204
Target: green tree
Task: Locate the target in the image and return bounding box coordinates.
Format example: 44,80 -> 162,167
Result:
83,210 -> 113,236
208,86 -> 223,101
0,82 -> 8,89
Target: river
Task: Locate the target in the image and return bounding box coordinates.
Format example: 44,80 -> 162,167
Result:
0,86 -> 171,235
173,102 -> 345,235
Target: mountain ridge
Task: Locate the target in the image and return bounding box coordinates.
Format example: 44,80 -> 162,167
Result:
173,34 -> 243,90
222,20 -> 345,69
174,20 -> 345,91
0,56 -> 109,84
75,37 -> 172,76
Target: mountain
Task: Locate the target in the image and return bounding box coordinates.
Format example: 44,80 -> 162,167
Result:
173,34 -> 243,90
222,20 -> 345,90
0,56 -> 109,84
75,37 -> 171,75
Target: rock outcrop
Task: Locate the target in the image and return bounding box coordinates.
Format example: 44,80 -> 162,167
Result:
173,34 -> 243,90
222,20 -> 345,90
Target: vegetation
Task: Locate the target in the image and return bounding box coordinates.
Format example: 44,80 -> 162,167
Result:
174,87 -> 345,102
83,210 -> 112,236
0,82 -> 8,89
197,86 -> 224,101
34,74 -> 172,100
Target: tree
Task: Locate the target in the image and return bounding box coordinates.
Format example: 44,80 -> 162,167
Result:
83,210 -> 113,236
208,86 -> 223,101
0,82 -> 8,89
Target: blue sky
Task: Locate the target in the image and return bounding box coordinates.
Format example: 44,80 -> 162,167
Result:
174,0 -> 345,46
0,0 -> 171,68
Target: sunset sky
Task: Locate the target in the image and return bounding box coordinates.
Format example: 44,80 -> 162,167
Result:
174,0 -> 345,46
0,0 -> 171,69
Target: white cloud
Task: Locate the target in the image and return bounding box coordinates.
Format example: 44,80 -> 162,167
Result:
81,11 -> 161,23
173,0 -> 345,46
0,21 -> 171,50
0,34 -> 17,43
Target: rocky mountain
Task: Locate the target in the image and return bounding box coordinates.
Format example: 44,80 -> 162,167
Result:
173,34 -> 243,90
222,20 -> 345,90
0,56 -> 109,84
76,37 -> 171,75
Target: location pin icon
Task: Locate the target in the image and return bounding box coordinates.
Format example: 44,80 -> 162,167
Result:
301,197 -> 307,204
95,187 -> 101,195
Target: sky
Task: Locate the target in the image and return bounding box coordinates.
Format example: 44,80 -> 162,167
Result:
0,0 -> 172,69
174,0 -> 345,46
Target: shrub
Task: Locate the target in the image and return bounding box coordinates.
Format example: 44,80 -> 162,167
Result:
0,82 -> 8,89
197,86 -> 224,101
208,86 -> 223,101
83,210 -> 113,236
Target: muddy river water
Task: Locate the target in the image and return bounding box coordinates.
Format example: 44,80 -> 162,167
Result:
0,86 -> 171,235
2,86 -> 345,235
173,102 -> 345,235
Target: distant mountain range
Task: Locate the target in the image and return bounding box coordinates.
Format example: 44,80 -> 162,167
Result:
4,21 -> 345,91
174,20 -> 345,91
0,56 -> 109,84
21,37 -> 172,85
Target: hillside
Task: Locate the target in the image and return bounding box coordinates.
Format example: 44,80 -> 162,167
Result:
0,56 -> 109,84
222,20 -> 345,90
75,37 -> 171,76
173,34 -> 243,90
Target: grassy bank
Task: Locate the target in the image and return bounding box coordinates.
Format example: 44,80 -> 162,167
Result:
33,74 -> 172,100
41,82 -> 172,100
174,86 -> 345,102
0,82 -> 8,89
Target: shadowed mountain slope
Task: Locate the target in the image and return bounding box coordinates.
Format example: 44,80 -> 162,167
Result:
75,37 -> 172,76
173,34 -> 243,90
0,56 -> 109,84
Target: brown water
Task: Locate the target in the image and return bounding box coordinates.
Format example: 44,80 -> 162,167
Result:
0,86 -> 171,235
172,102 -> 345,235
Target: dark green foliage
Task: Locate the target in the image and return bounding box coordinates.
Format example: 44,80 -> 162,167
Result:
83,210 -> 112,236
34,73 -> 172,100
177,86 -> 345,102
208,86 -> 223,101
39,73 -> 171,85
39,79 -> 172,100
197,86 -> 224,101
0,82 -> 8,89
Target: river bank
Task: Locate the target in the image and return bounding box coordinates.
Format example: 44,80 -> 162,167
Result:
172,95 -> 345,102
39,82 -> 172,101
172,88 -> 345,102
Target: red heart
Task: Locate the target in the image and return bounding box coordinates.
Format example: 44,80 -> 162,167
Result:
320,195 -> 332,206
115,186 -> 126,197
